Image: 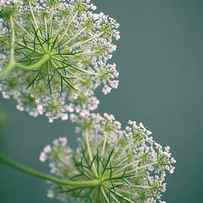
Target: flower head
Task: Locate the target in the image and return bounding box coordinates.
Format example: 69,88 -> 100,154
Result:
40,113 -> 176,203
0,0 -> 119,121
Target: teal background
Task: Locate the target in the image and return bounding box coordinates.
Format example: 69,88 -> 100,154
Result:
0,0 -> 203,202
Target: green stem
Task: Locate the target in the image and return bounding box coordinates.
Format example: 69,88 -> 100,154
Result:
0,54 -> 51,79
85,132 -> 98,176
0,18 -> 50,78
10,16 -> 15,62
102,133 -> 107,155
16,54 -> 50,71
0,16 -> 16,78
28,1 -> 39,31
0,154 -> 100,189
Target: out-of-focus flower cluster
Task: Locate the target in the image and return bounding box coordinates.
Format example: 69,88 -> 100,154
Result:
0,0 -> 119,122
40,113 -> 176,203
0,0 -> 16,6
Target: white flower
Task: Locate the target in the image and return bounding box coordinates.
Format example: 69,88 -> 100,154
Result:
47,189 -> 55,199
40,112 -> 175,203
37,104 -> 44,115
39,152 -> 47,162
0,0 -> 120,121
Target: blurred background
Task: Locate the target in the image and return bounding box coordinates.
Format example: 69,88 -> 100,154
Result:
1,0 -> 203,202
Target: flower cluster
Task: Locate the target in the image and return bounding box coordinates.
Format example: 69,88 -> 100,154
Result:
40,113 -> 176,203
0,0 -> 119,122
1,1 -> 175,203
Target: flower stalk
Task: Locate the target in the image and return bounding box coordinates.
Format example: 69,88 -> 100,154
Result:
0,153 -> 100,189
0,16 -> 15,78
